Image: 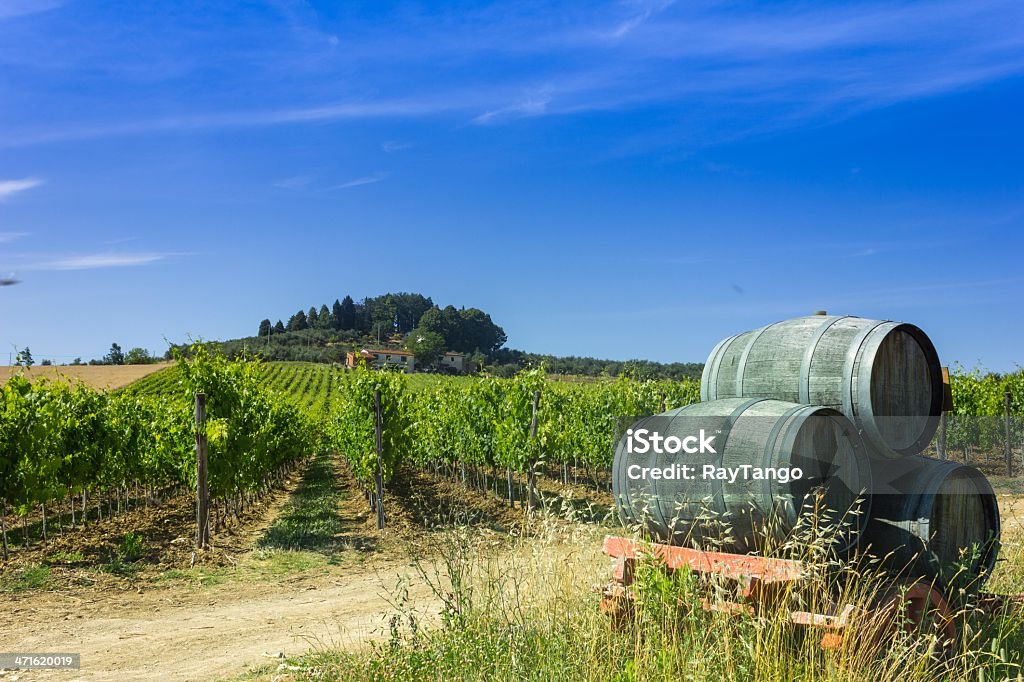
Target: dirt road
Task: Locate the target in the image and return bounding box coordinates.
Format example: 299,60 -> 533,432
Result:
1,560 -> 438,681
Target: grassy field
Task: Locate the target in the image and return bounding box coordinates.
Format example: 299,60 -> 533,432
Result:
0,362 -> 171,389
245,496 -> 1024,682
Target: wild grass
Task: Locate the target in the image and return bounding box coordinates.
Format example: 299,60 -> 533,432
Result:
0,563 -> 51,592
258,451 -> 346,552
274,499 -> 1024,682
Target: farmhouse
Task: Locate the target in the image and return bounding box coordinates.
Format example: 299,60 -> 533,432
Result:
439,351 -> 466,373
345,348 -> 468,374
345,348 -> 416,373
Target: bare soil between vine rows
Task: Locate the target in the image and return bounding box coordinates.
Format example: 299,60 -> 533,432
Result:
0,456 -> 612,681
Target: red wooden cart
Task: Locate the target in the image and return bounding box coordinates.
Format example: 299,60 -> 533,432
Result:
597,535 -> 1022,649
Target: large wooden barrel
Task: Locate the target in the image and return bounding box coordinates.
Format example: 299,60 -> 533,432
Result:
862,456 -> 1000,590
612,398 -> 871,553
701,315 -> 943,458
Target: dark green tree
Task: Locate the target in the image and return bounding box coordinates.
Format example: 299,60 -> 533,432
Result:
104,343 -> 125,365
370,297 -> 398,338
340,295 -> 356,330
317,304 -> 332,329
418,305 -> 464,349
125,347 -> 154,364
258,319 -> 272,337
14,347 -> 33,367
274,320 -> 286,334
332,299 -> 344,330
287,310 -> 307,331
391,292 -> 433,333
458,308 -> 507,354
307,306 -> 319,327
406,328 -> 446,367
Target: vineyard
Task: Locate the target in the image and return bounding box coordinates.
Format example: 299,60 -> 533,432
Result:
0,346 -> 313,559
4,352 -> 1023,560
131,358 -> 704,523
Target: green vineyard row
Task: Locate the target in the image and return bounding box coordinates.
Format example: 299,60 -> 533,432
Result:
5,353 -> 1022,535
0,346 -> 314,546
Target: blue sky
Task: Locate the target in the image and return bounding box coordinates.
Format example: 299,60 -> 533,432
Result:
1,0 -> 1022,369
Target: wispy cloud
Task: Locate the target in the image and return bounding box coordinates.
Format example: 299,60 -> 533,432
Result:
381,140 -> 411,153
333,172 -> 388,189
601,0 -> 677,40
0,231 -> 30,243
34,252 -> 176,270
473,90 -> 553,125
2,98 -> 471,148
0,0 -> 62,21
0,178 -> 44,201
3,0 -> 1024,147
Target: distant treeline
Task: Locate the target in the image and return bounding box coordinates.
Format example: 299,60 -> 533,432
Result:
175,290 -> 702,379
488,349 -> 704,380
261,292 -> 435,337
257,292 -> 506,357
171,328 -> 703,381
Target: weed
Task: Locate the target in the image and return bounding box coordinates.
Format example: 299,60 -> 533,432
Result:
0,564 -> 50,592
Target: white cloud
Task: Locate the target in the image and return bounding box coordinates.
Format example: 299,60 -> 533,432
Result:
0,0 -> 61,21
0,177 -> 44,201
381,140 -> 412,153
36,252 -> 170,270
0,231 -> 29,243
333,172 -> 388,189
473,91 -> 552,125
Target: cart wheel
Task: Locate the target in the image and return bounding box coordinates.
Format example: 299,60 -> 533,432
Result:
873,581 -> 958,648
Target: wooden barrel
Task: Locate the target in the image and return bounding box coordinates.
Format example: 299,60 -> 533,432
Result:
701,315 -> 943,458
862,456 -> 1000,590
612,398 -> 871,553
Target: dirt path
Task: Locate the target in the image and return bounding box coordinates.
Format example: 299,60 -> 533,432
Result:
0,456 -> 603,681
0,455 -> 448,682
1,561 -> 438,681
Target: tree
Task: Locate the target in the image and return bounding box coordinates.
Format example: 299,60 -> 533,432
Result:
273,320 -> 286,334
14,347 -> 33,367
317,304 -> 333,329
40,359 -> 53,366
258,319 -> 272,337
71,357 -> 82,365
104,343 -> 125,365
307,307 -> 319,327
287,310 -> 307,331
457,308 -> 507,354
332,299 -> 344,330
419,306 -> 465,350
390,292 -> 433,333
125,347 -> 154,364
406,328 -> 446,367
370,297 -> 397,337
339,295 -> 356,330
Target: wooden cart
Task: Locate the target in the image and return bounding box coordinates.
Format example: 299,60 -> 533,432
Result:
597,535 -> 1021,649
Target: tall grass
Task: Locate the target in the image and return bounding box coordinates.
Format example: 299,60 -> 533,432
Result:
281,505 -> 1024,682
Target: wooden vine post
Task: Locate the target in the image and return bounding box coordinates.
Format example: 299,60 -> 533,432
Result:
1006,390 -> 1014,477
374,388 -> 385,530
527,389 -> 541,511
938,366 -> 951,460
195,393 -> 210,549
